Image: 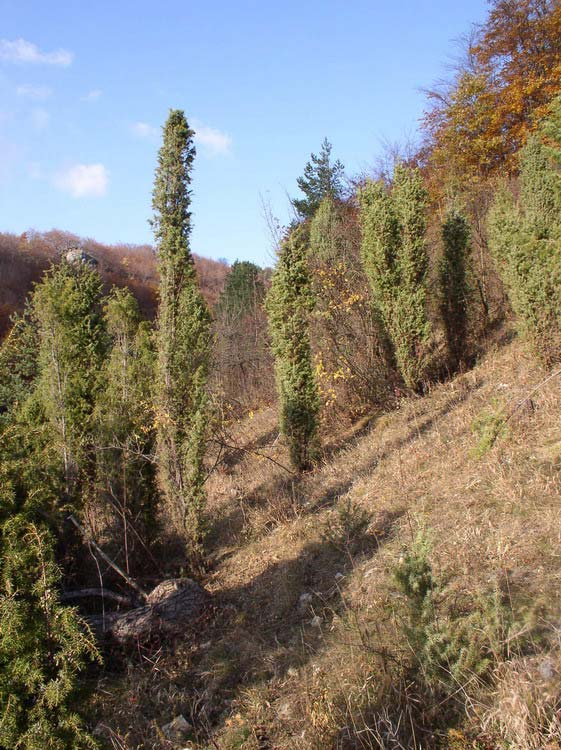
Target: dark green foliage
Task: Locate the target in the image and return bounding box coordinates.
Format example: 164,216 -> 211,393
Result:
393,533 -> 437,653
488,117 -> 561,364
359,165 -> 432,391
394,533 -> 508,695
439,210 -> 472,370
0,264 -> 104,747
292,138 -> 345,220
0,510 -> 99,749
152,110 -> 212,559
31,261 -> 107,503
95,287 -> 157,563
0,305 -> 38,429
218,260 -> 265,319
266,225 -> 320,471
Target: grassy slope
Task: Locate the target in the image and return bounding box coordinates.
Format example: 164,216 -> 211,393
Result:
95,330 -> 561,749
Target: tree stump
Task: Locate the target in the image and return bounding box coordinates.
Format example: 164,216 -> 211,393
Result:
89,578 -> 210,645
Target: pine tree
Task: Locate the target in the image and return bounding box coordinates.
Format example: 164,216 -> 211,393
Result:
292,138 -> 345,219
266,225 -> 320,471
152,109 -> 212,560
439,209 -> 472,370
95,287 -> 157,568
31,260 -> 107,506
359,165 -> 432,391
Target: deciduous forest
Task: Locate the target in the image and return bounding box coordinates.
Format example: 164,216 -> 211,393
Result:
2,1 -> 561,747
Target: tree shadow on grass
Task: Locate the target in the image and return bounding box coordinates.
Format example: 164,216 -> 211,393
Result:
194,508 -> 405,729
205,379 -> 484,558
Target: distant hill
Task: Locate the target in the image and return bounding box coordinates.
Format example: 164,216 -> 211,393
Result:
0,229 -> 230,338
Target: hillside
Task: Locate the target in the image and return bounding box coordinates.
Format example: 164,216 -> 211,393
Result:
0,230 -> 230,338
92,328 -> 561,748
3,4 -> 561,748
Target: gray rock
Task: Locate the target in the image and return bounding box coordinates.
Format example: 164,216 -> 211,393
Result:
162,715 -> 192,742
64,247 -> 98,268
538,658 -> 557,681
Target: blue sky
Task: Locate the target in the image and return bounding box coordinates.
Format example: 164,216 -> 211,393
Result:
0,1 -> 489,266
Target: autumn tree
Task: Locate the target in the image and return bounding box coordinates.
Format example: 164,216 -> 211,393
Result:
152,109 -> 212,560
359,165 -> 431,392
292,138 -> 345,219
423,0 -> 561,188
266,225 -> 320,471
309,198 -> 393,417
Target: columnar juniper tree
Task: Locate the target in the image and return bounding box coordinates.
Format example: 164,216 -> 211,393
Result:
359,165 -> 432,392
266,225 -> 320,471
488,117 -> 561,365
31,260 -> 106,506
439,210 -> 472,371
152,110 -> 212,560
95,287 -> 157,567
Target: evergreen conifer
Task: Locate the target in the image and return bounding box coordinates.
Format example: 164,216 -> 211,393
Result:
152,110 -> 212,559
266,226 -> 320,471
439,210 -> 472,370
359,165 -> 432,391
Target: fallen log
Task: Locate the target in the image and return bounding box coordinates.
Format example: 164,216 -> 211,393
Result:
88,578 -> 211,645
62,588 -> 134,607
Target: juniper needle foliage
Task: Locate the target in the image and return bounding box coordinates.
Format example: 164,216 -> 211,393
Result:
359,165 -> 431,391
439,210 -> 472,370
266,225 -> 320,471
0,513 -> 99,750
31,261 -> 106,505
152,110 -> 212,559
488,109 -> 561,365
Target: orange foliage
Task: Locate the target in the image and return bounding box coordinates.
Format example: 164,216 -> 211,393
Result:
0,230 -> 229,339
423,0 -> 561,189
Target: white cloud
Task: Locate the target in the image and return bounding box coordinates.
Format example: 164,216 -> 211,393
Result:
54,163 -> 109,198
82,88 -> 102,102
192,120 -> 232,156
30,108 -> 50,130
17,83 -> 52,99
0,38 -> 73,66
131,121 -> 158,139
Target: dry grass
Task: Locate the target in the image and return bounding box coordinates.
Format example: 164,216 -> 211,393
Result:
93,330 -> 561,748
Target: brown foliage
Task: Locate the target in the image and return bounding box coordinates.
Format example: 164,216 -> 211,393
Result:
0,229 -> 229,338
423,0 -> 561,188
